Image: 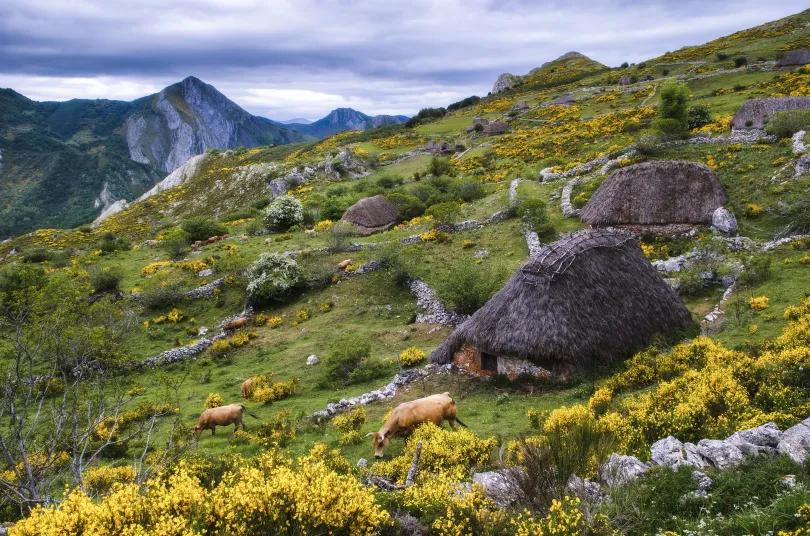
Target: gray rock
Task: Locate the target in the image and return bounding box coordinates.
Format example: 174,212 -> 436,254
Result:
600,453 -> 648,487
492,73 -> 519,93
472,471 -> 520,507
198,269 -> 214,277
393,512 -> 426,536
697,439 -> 744,469
692,470 -> 713,489
711,207 -> 738,235
782,474 -> 798,489
683,443 -> 710,469
778,417 -> 810,464
269,178 -> 290,197
727,422 -> 781,457
306,354 -> 319,365
567,474 -> 606,502
796,154 -> 810,178
356,458 -> 368,468
650,436 -> 687,468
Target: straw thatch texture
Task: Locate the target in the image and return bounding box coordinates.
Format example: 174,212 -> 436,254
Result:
513,101 -> 530,111
553,93 -> 575,105
776,50 -> 810,67
580,161 -> 728,227
731,97 -> 810,129
341,195 -> 399,234
430,228 -> 693,374
483,122 -> 509,136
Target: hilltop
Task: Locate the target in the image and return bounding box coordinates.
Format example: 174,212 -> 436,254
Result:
264,108 -> 410,139
4,7 -> 810,535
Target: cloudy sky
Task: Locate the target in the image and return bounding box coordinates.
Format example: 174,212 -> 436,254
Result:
1,0 -> 807,121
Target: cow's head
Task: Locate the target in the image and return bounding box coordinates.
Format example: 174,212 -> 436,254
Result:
193,425 -> 202,438
366,431 -> 390,458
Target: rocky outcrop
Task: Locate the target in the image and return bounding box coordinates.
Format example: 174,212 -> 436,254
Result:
92,200 -> 129,226
137,153 -> 208,202
711,207 -> 738,235
125,76 -> 305,173
600,453 -> 648,487
492,73 -> 520,93
778,417 -> 810,463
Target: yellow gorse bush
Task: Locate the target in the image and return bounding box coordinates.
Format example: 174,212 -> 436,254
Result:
399,346 -> 427,367
83,465 -> 136,497
749,296 -> 770,311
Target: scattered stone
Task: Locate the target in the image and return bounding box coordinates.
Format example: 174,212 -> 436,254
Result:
727,422 -> 781,456
306,354 -> 320,365
356,458 -> 368,468
393,512 -> 426,536
778,417 -> 810,464
474,250 -> 489,259
410,278 -> 467,326
782,474 -> 798,489
567,475 -> 606,503
697,439 -> 744,469
684,443 -> 710,469
198,268 -> 214,277
711,207 -> 738,235
692,470 -> 713,489
600,453 -> 648,487
650,436 -> 687,468
472,471 -> 520,507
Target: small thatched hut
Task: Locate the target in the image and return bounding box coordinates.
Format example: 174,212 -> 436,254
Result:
619,75 -> 633,86
465,117 -> 489,133
580,161 -> 729,228
776,50 -> 810,68
483,122 -> 509,136
430,228 -> 693,378
552,93 -> 575,106
340,195 -> 399,235
513,101 -> 530,112
640,74 -> 655,82
731,97 -> 810,129
424,140 -> 440,152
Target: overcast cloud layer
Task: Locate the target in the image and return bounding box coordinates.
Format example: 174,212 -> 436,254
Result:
0,0 -> 807,120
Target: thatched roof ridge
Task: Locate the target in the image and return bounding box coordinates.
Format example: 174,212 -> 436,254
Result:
340,195 -> 399,232
483,122 -> 509,135
580,160 -> 728,226
513,101 -> 530,111
731,97 -> 810,129
776,50 -> 810,67
430,228 -> 693,373
553,93 -> 575,105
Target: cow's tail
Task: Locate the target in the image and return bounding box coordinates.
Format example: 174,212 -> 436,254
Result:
239,405 -> 261,420
454,417 -> 468,428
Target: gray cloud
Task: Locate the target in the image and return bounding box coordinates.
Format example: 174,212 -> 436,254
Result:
0,0 -> 806,120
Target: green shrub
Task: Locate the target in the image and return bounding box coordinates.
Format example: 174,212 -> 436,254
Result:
734,56 -> 748,68
436,261 -> 508,315
160,228 -> 191,260
89,265 -> 124,293
635,132 -> 662,155
737,254 -> 773,288
373,243 -> 422,288
425,201 -> 460,224
687,105 -> 712,130
181,217 -> 227,242
319,334 -> 385,388
245,253 -> 302,303
22,247 -> 55,264
263,195 -> 304,230
427,157 -> 454,177
716,52 -> 729,61
77,224 -> 93,234
655,82 -> 690,137
457,180 -> 484,203
765,109 -> 810,139
141,276 -> 185,310
385,193 -> 426,220
300,252 -> 338,290
518,198 -> 555,239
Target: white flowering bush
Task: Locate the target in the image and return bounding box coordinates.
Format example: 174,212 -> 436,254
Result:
263,195 -> 303,230
245,253 -> 302,302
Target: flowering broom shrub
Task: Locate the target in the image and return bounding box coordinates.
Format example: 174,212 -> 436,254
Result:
83,465 -> 135,497
204,393 -> 224,409
399,346 -> 426,367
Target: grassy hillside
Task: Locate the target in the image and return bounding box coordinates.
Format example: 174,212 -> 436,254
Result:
4,8 -> 810,535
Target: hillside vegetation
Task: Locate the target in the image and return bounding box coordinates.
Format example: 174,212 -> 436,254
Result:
3,8 -> 810,535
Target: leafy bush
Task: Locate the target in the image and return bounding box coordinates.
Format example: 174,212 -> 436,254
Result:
653,117 -> 688,137
89,265 -> 124,293
457,180 -> 484,203
160,228 -> 191,260
140,274 -> 185,310
687,105 -> 712,130
518,198 -> 555,239
300,252 -> 338,289
251,374 -> 299,404
635,132 -> 662,155
95,232 -> 130,254
716,52 -> 729,61
399,347 -> 426,367
427,157 -> 454,177
263,195 -> 304,230
655,82 -> 690,136
373,242 -> 422,288
425,201 -> 460,224
435,261 -> 508,315
245,253 -> 302,303
765,109 -> 810,139
737,254 -> 772,288
204,393 -> 224,409
386,193 -> 426,220
181,217 -> 227,242
319,334 -> 386,387
734,56 -> 748,67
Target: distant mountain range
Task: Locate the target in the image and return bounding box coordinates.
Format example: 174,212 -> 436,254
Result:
263,108 -> 409,139
276,117 -> 313,125
0,77 -> 408,237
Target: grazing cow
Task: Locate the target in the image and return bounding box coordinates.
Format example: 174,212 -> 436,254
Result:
223,317 -> 248,331
241,378 -> 254,400
365,392 -> 466,458
194,403 -> 246,438
264,238 -> 272,246
240,234 -> 249,243
337,259 -> 352,270
193,240 -> 204,250
305,229 -> 317,237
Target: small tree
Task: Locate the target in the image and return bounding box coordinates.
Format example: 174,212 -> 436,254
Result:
181,217 -> 227,242
654,82 -> 690,137
519,198 -> 555,239
263,195 -> 303,230
245,253 -> 302,303
427,157 -> 455,177
687,105 -> 712,130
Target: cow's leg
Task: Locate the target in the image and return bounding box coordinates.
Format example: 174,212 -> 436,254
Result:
241,415 -> 247,432
448,419 -> 458,431
211,426 -> 216,436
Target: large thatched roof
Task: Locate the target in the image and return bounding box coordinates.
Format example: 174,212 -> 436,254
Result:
776,50 -> 810,67
340,195 -> 399,233
580,161 -> 728,227
430,228 -> 693,374
731,97 -> 810,129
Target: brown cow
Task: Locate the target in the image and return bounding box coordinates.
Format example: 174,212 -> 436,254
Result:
241,378 -> 255,400
223,317 -> 248,331
239,234 -> 249,243
365,392 -> 466,458
194,403 -> 246,438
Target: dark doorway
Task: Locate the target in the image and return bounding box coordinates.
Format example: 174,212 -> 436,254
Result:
481,352 -> 498,372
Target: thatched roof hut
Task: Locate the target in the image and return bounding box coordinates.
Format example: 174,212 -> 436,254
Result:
430,228 -> 693,376
619,75 -> 633,86
640,74 -> 655,82
731,97 -> 810,129
465,117 -> 489,133
776,50 -> 810,68
552,93 -> 575,106
483,122 -> 509,136
424,140 -> 439,152
580,161 -> 728,227
340,195 -> 399,235
513,101 -> 530,112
